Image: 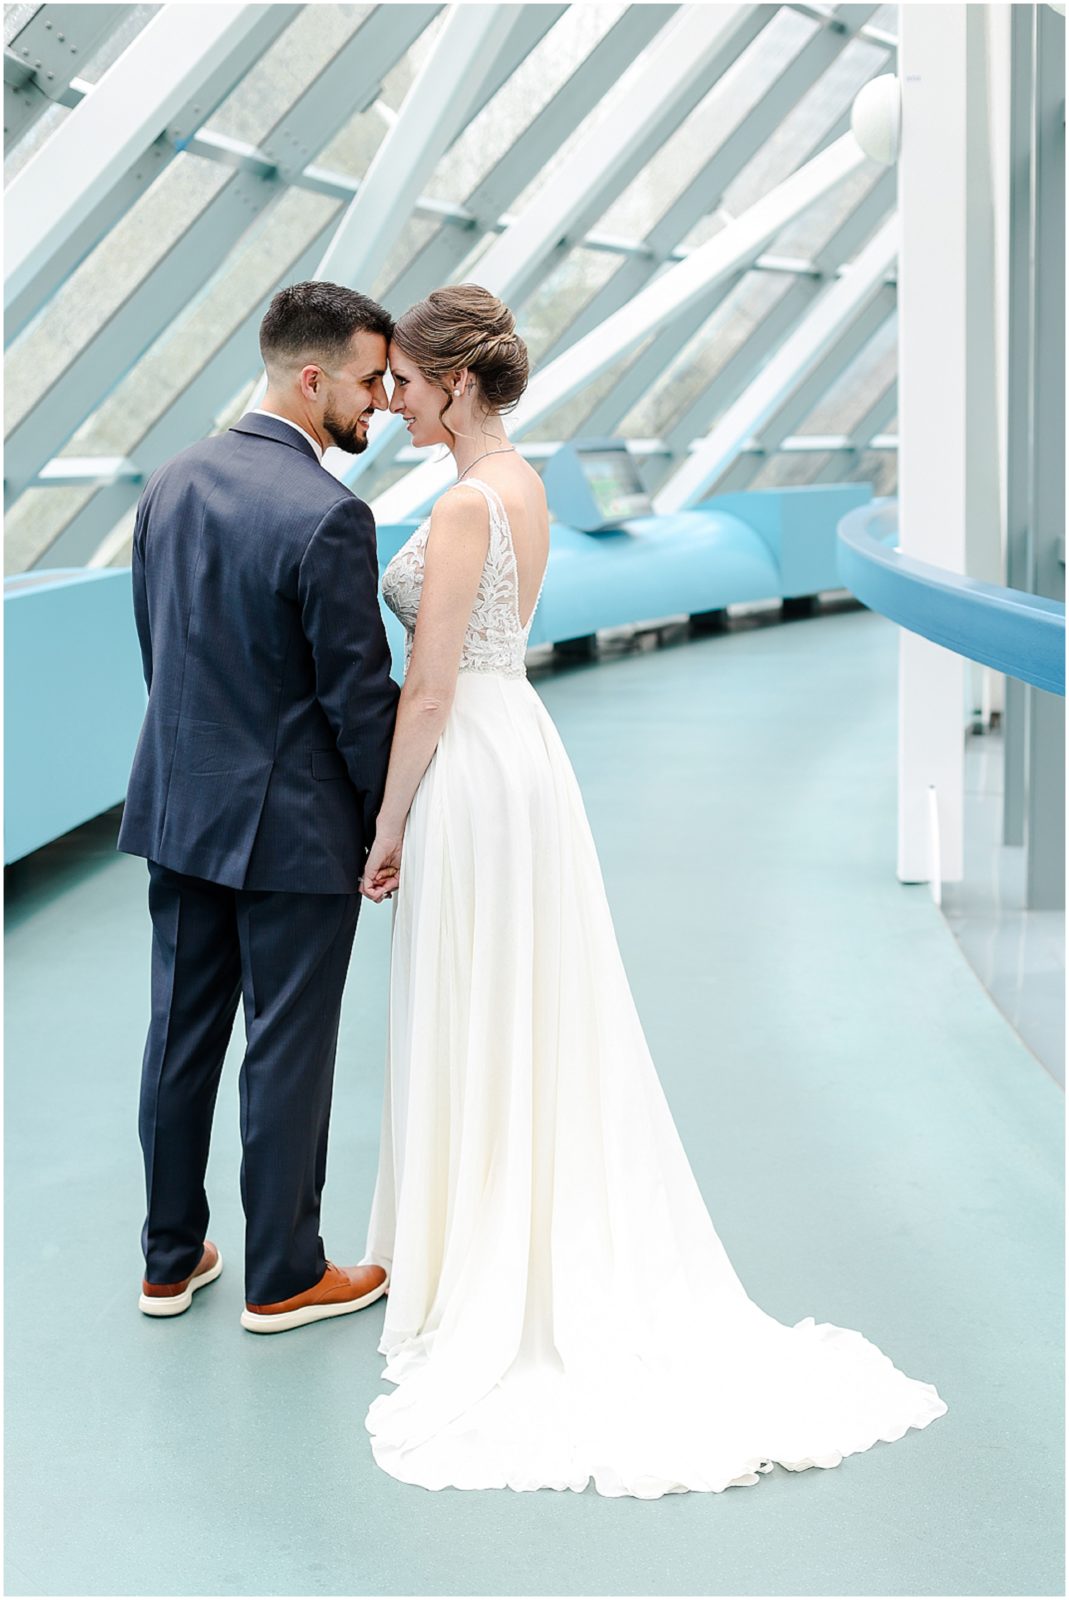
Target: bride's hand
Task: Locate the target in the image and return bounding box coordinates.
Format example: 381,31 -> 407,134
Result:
360,831 -> 403,902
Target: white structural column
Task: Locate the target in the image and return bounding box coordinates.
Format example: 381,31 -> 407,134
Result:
373,131 -> 868,522
653,214 -> 898,512
314,5 -> 538,289
4,5 -> 280,313
895,4 -> 998,887
962,4 -> 1006,725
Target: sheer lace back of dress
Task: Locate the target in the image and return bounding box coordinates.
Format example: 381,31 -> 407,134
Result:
381,476 -> 546,679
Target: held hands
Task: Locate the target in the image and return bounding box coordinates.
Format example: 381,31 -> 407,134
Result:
360,827 -> 403,903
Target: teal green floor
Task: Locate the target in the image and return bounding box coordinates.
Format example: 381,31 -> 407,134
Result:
5,606 -> 1063,1597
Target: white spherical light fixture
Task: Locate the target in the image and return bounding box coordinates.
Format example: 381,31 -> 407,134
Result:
851,74 -> 901,167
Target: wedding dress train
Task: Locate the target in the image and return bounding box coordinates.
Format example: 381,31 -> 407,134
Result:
359,477 -> 947,1497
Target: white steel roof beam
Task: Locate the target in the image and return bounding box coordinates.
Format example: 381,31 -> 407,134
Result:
343,5 -> 678,491
3,4 -> 128,149
537,4 -> 882,367
552,116 -> 893,445
655,166 -> 895,468
470,5 -> 775,308
457,5 -> 565,132
5,5 -> 439,508
35,210 -> 343,569
351,3 -> 774,493
314,5 -> 542,290
5,5 -> 293,317
4,7 -> 298,346
704,288 -> 896,492
808,378 -> 898,481
373,129 -> 869,521
653,213 -> 898,512
787,1 -> 897,50
380,5 -> 677,311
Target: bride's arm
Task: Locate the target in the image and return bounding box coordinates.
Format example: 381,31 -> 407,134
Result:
361,487 -> 489,900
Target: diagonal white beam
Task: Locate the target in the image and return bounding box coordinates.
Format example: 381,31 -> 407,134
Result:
32,211 -> 344,570
702,295 -> 896,494
4,5 -> 285,313
355,3 -> 774,498
314,5 -> 539,289
570,108 -> 884,443
379,5 -> 676,314
535,4 -> 882,368
458,5 -> 565,131
654,166 -> 896,470
5,6 -> 437,509
653,213 -> 898,511
809,377 -> 898,482
5,8 -> 297,345
372,130 -> 869,522
3,5 -> 127,150
355,19 -> 889,497
469,4 -> 773,308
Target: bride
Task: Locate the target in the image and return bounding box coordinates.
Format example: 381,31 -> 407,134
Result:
357,283 -> 947,1497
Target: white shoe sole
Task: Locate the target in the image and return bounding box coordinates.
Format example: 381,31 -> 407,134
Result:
240,1276 -> 388,1334
139,1252 -> 223,1317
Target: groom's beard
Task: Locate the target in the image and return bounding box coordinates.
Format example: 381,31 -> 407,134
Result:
323,402 -> 368,455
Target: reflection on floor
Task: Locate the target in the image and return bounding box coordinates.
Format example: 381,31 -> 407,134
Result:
4,604 -> 1063,1598
942,726 -> 1065,1085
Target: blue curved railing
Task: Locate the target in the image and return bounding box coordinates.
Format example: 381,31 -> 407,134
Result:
837,500 -> 1065,696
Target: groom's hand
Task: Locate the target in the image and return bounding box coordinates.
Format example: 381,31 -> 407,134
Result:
360,833 -> 402,902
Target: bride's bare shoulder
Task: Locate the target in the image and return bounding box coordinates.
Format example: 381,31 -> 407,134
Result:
478,457 -> 548,528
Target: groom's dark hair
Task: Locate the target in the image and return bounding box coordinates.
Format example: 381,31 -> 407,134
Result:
259,281 -> 394,374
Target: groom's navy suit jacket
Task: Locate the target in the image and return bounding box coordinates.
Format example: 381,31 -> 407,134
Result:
117,412 -> 400,893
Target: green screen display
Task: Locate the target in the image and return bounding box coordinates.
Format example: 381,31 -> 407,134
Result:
578,449 -> 652,523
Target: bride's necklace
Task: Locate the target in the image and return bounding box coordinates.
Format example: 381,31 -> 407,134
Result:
456,444 -> 516,482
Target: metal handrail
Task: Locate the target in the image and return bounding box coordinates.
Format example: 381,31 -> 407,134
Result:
837,500 -> 1065,696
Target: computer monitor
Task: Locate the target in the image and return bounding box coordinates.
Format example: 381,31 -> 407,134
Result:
576,447 -> 651,524
543,439 -> 653,532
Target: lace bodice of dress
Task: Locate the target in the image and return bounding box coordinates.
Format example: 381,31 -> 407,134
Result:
381,476 -> 546,679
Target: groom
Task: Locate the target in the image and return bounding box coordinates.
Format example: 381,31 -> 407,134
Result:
118,281 -> 400,1333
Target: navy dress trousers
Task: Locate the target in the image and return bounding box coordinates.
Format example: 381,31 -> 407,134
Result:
118,412 -> 400,1303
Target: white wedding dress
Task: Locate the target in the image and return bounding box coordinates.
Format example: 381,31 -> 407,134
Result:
359,477 -> 947,1497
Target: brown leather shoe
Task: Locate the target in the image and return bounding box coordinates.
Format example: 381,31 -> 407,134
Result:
139,1241 -> 222,1317
240,1261 -> 388,1334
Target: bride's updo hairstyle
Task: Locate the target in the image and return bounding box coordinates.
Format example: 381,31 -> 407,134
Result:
392,284 -> 529,444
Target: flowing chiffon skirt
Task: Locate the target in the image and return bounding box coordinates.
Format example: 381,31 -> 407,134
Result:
360,671 -> 947,1496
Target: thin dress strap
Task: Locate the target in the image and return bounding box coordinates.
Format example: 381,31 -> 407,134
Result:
458,477 -> 546,634
455,476 -> 508,536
